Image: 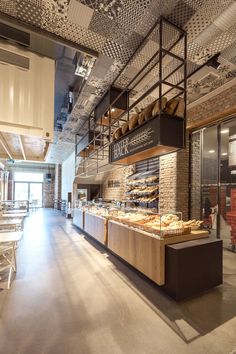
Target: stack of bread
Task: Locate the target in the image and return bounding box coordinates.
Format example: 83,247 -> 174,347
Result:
113,96 -> 185,141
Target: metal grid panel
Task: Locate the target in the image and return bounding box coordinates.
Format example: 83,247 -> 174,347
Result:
88,11 -> 115,38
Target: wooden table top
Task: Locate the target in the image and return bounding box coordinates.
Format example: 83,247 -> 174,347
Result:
0,231 -> 23,242
1,213 -> 27,218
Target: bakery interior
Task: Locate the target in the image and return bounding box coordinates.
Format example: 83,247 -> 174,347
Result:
0,1 -> 236,353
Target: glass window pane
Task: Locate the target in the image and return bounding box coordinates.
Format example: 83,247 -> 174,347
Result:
15,182 -> 28,200
14,172 -> 44,182
202,126 -> 218,184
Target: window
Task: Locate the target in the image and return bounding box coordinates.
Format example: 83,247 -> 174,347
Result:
14,172 -> 44,182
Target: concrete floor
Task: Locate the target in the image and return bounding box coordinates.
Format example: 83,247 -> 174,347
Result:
0,209 -> 235,354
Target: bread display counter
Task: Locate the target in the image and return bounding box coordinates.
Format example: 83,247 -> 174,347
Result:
73,207 -> 84,230
73,204 -> 208,286
108,220 -> 208,286
84,206 -> 108,245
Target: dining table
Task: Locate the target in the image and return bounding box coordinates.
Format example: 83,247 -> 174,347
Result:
0,231 -> 23,288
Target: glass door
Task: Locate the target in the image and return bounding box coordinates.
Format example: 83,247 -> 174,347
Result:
220,120 -> 236,251
29,183 -> 43,208
14,182 -> 29,201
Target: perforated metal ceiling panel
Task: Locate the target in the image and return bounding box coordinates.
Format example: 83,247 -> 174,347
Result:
0,0 -> 236,155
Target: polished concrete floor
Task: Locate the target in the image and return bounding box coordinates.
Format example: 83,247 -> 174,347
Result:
0,209 -> 236,354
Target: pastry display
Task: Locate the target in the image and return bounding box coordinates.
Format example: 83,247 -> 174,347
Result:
183,219 -> 203,230
127,175 -> 158,186
82,204 -> 202,238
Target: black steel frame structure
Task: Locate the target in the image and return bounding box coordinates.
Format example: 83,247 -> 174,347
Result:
75,17 -> 187,177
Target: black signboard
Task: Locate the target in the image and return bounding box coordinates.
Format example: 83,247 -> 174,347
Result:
109,114 -> 184,164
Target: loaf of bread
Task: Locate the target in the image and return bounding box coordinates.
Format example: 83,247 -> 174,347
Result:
113,127 -> 122,141
138,111 -> 145,125
144,101 -> 156,121
121,122 -> 129,135
164,98 -> 179,115
174,98 -> 185,118
152,97 -> 167,117
128,114 -> 139,130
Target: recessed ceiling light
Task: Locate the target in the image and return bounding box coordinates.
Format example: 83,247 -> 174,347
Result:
221,128 -> 229,134
221,152 -> 228,156
209,150 -> 215,153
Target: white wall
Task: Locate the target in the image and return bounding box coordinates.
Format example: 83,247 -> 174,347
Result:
61,151 -> 75,201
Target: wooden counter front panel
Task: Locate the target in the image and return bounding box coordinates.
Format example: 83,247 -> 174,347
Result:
108,221 -> 164,285
73,209 -> 84,229
84,212 -> 107,245
108,221 -> 209,285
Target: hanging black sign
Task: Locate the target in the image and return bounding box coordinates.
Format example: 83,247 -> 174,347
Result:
109,115 -> 184,164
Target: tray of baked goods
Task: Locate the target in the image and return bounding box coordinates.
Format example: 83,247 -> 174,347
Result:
126,185 -> 159,196
126,194 -> 159,203
108,209 -> 203,237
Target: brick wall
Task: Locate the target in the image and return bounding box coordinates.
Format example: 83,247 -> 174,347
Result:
54,164 -> 62,201
187,83 -> 236,126
159,153 -> 177,213
43,176 -> 55,208
103,165 -> 134,201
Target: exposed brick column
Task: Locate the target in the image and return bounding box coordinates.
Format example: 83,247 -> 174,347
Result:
54,164 -> 62,208
7,172 -> 14,200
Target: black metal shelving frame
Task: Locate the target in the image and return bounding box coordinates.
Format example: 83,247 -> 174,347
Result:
75,16 -> 187,177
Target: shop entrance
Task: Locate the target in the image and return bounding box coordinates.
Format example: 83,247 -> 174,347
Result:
14,172 -> 43,208
191,117 -> 236,251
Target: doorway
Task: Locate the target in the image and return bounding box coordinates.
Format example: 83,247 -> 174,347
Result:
14,172 -> 43,208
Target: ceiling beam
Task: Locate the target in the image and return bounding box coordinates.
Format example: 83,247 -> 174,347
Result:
0,133 -> 13,160
18,135 -> 26,160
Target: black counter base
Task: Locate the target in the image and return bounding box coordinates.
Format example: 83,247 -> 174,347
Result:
164,239 -> 223,301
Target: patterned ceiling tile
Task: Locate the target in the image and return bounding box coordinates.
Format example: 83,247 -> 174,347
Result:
79,0 -> 125,20
134,8 -> 157,37
182,0 -> 204,11
116,0 -> 150,32
139,39 -> 159,59
168,0 -> 196,28
207,30 -> 236,55
67,0 -> 94,28
16,0 -> 42,26
194,23 -> 222,47
88,11 -> 114,38
184,10 -> 213,41
0,0 -> 17,16
149,0 -> 176,17
102,39 -> 131,63
221,42 -> 236,61
124,32 -> 144,52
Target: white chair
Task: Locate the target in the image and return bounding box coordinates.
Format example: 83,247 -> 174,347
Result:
0,244 -> 15,289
